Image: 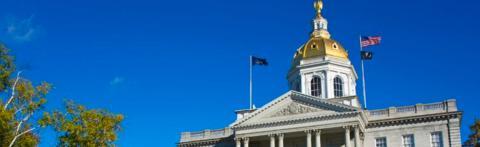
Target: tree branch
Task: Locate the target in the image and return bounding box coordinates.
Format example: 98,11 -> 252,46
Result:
4,71 -> 22,110
10,112 -> 33,147
8,127 -> 35,147
14,105 -> 25,114
15,112 -> 32,135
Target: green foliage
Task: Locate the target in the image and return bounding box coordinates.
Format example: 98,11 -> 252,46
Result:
40,101 -> 124,147
0,44 -> 14,92
0,43 -> 123,146
464,119 -> 480,147
0,43 -> 51,147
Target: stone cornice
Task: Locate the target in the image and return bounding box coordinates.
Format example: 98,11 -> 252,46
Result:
358,111 -> 369,132
233,111 -> 360,131
230,91 -> 292,126
177,135 -> 233,147
235,121 -> 361,138
367,111 -> 462,128
287,57 -> 358,79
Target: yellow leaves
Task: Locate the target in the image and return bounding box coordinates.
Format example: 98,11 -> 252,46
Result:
42,100 -> 123,146
0,104 -> 39,147
35,81 -> 52,96
0,43 -> 15,92
6,79 -> 51,116
0,43 -> 45,146
16,80 -> 35,100
0,43 -> 122,146
465,119 -> 480,145
115,114 -> 124,122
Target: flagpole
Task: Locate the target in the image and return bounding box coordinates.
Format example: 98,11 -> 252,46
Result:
359,36 -> 368,109
249,55 -> 253,110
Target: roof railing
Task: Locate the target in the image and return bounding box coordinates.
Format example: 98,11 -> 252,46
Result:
367,99 -> 457,118
180,127 -> 232,142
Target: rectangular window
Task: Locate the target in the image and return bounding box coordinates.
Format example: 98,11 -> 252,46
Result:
431,132 -> 443,147
402,134 -> 415,147
376,137 -> 387,147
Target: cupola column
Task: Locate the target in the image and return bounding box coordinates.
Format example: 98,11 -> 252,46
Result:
312,0 -> 330,38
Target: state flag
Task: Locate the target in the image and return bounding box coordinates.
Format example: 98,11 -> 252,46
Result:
252,56 -> 268,66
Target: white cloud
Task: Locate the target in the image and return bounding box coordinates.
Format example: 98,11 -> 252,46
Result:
110,76 -> 125,86
4,15 -> 37,42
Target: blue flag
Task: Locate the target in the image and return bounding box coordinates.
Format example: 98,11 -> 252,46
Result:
252,56 -> 268,66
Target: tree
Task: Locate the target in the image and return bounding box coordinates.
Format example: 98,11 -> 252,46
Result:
464,119 -> 480,147
40,101 -> 124,147
0,43 -> 52,147
0,43 -> 123,146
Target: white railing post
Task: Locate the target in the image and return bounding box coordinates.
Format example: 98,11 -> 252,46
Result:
388,107 -> 396,116
181,132 -> 191,142
415,103 -> 423,113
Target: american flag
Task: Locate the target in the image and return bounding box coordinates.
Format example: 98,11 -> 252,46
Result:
361,36 -> 382,48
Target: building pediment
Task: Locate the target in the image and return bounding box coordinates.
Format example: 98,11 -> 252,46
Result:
269,102 -> 328,118
231,91 -> 359,128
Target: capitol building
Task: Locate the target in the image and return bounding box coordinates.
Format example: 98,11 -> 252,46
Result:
177,0 -> 463,147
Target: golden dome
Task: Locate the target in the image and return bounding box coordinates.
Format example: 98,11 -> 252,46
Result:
291,37 -> 349,65
290,0 -> 349,69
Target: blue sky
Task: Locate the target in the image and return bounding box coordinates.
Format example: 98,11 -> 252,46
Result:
1,0 -> 479,146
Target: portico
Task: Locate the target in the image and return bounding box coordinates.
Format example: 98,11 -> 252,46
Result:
230,91 -> 365,147
235,126 -> 362,147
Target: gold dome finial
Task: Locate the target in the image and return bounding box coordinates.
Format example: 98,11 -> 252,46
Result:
311,0 -> 330,38
314,0 -> 323,14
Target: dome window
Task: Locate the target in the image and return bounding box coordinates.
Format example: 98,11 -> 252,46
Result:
332,43 -> 338,49
334,76 -> 343,97
310,76 -> 322,97
311,43 -> 317,49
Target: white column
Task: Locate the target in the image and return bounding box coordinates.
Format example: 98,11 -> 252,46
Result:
354,126 -> 361,147
301,73 -> 306,94
278,134 -> 284,147
315,130 -> 321,147
269,134 -> 276,147
321,72 -> 327,99
306,130 -> 312,147
235,138 -> 241,147
345,127 -> 351,147
243,137 -> 249,147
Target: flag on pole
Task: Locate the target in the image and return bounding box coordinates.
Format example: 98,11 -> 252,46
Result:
360,51 -> 373,60
361,36 -> 382,48
252,56 -> 268,66
359,35 -> 381,109
249,56 -> 268,110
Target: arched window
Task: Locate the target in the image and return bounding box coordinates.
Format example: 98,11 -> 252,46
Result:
310,77 -> 322,97
334,77 -> 343,97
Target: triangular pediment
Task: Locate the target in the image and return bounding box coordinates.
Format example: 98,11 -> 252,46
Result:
231,91 -> 358,127
268,101 -> 335,118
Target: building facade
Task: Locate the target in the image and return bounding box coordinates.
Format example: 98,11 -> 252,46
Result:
178,0 -> 462,147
